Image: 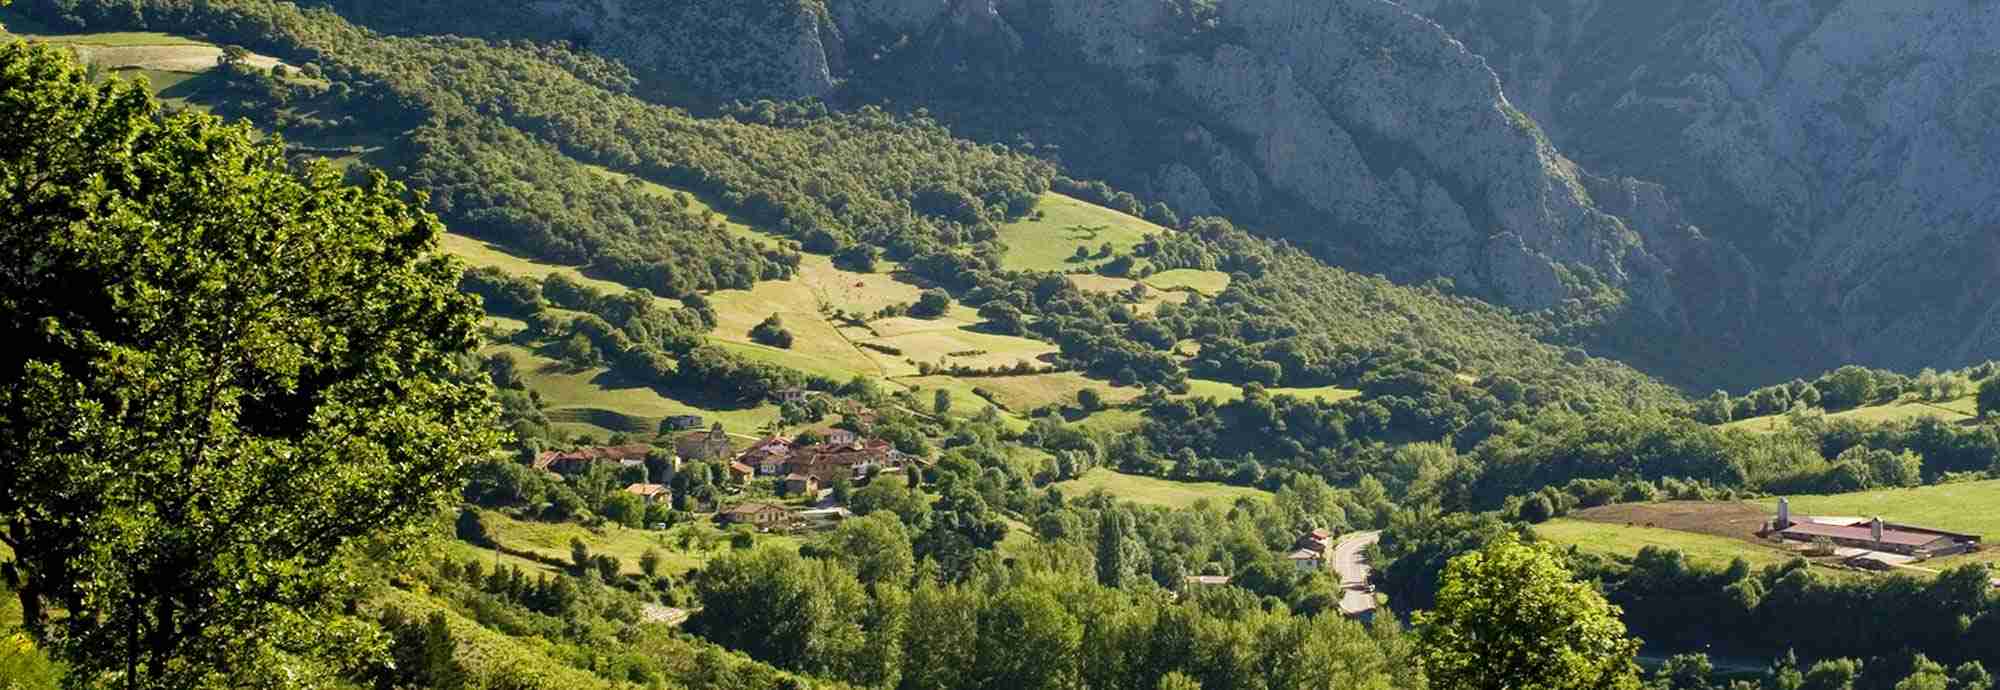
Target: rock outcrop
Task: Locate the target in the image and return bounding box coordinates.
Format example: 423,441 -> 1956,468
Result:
531,0 -> 844,100
1033,0 -> 1683,317
1407,0 -> 2000,371
521,0 -> 2000,376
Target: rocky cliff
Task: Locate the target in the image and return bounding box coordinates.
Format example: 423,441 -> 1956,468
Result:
529,0 -> 844,101
1405,0 -> 2000,372
506,0 -> 2000,379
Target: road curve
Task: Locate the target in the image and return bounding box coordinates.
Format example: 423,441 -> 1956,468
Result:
1332,530 -> 1381,617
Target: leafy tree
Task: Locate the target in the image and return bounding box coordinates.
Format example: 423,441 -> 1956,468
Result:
0,43 -> 498,686
750,313 -> 794,349
819,513 -> 915,587
978,301 -> 1026,336
935,388 -> 954,416
639,549 -> 662,578
455,508 -> 493,547
912,289 -> 952,319
570,538 -> 592,570
1095,509 -> 1145,589
1818,366 -> 1878,410
1415,537 -> 1642,690
378,610 -> 467,690
973,587 -> 1082,690
1077,388 -> 1105,412
1980,378 -> 2000,419
603,490 -> 645,528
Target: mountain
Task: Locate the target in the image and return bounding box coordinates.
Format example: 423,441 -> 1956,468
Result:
461,0 -> 1997,387
1406,0 -> 2000,375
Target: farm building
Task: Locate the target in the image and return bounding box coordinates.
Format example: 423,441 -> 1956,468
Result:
661,414 -> 706,431
1767,497 -> 1980,557
624,483 -> 669,504
720,502 -> 790,527
533,444 -> 651,475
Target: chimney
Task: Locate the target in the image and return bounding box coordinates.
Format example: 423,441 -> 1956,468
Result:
1872,516 -> 1884,543
1777,497 -> 1791,530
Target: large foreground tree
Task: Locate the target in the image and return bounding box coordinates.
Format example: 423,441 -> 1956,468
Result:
1415,537 -> 1642,690
0,42 -> 498,686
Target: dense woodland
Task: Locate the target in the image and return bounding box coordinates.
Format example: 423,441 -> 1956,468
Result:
8,2 -> 2000,690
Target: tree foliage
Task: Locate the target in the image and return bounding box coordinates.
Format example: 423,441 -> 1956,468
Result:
0,42 -> 498,686
1416,538 -> 1642,690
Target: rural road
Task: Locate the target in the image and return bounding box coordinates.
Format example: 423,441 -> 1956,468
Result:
1333,530 -> 1381,617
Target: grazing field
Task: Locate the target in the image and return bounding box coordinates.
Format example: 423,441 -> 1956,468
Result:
1144,269 -> 1232,295
1053,469 -> 1269,510
454,167 -> 1140,438
997,193 -> 1165,272
1722,395 -> 1979,433
861,328 -> 1057,372
1548,483 -> 2000,570
1267,385 -> 1364,403
1075,407 -> 1149,433
1535,518 -> 1796,568
1062,274 -> 1191,314
440,233 -> 679,308
472,509 -> 799,578
486,344 -> 780,438
1166,379 -> 1362,405
907,372 -> 1139,412
1752,480 -> 2000,545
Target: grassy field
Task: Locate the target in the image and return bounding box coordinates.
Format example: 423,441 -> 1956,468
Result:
1722,395 -> 1979,433
1144,269 -> 1232,295
1267,385 -> 1364,403
1752,480 -> 2000,546
440,233 -> 685,309
1053,469 -> 1269,510
906,372 -> 1138,412
473,508 -> 800,578
1543,482 -> 2000,571
487,343 -> 780,439
997,193 -> 1166,272
1535,518 -> 1796,568
451,168 -> 1152,440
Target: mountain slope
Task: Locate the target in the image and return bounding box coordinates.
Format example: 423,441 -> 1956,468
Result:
1406,0 -> 2000,373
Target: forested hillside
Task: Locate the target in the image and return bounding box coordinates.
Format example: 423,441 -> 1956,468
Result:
298,0 -> 2000,388
10,1 -> 2000,690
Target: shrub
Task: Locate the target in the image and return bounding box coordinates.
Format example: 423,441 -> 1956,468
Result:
750,313 -> 794,349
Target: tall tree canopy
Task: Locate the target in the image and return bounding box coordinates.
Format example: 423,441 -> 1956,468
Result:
1415,537 -> 1642,690
0,42 -> 498,686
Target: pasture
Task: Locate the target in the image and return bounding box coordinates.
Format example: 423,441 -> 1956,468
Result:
470,508 -> 801,579
1722,395 -> 1979,433
1534,518 -> 1795,568
1145,269 -> 1232,295
1542,482 -> 2000,571
1753,480 -> 2000,545
485,344 -> 780,439
907,372 -> 1139,413
997,193 -> 1165,272
1052,469 -> 1269,510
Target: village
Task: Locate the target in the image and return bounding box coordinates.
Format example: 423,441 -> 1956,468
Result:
528,397 -> 933,535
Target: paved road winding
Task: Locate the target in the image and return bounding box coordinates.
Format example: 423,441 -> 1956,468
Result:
1332,530 -> 1381,617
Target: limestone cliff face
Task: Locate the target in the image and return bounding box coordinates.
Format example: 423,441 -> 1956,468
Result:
1031,0 -> 1684,317
531,0 -> 843,100
525,0 -> 1999,375
1405,0 -> 2000,370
